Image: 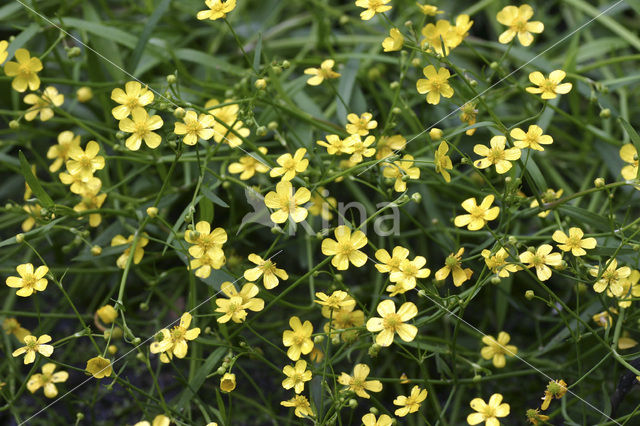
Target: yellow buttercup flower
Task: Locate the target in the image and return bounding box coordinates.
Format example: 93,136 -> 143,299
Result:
96,305 -> 118,324
519,244 -> 562,281
317,134 -> 355,155
190,251 -> 226,278
529,188 -> 563,218
3,318 -> 31,342
21,203 -> 41,232
185,221 -> 228,259
118,107 -> 164,150
473,136 -> 521,174
86,356 -> 113,378
27,363 -> 68,398
174,110 -> 215,145
382,154 -> 420,192
24,86 -> 64,121
282,316 -> 314,361
540,379 -> 567,410
421,20 -> 461,56
282,360 -> 312,394
220,373 -> 236,393
416,65 -> 454,105
150,312 -> 200,359
308,187 -> 337,220
47,131 -> 81,172
110,81 -> 154,120
510,125 -> 553,151
197,0 -> 237,21
481,332 -> 517,368
496,4 -> 544,46
552,227 -> 596,256
315,290 -> 355,313
13,334 -> 54,364
59,171 -> 102,196
215,295 -> 249,323
388,256 -> 431,295
76,86 -> 93,102
382,28 -> 404,52
375,246 -> 409,274
460,102 -> 478,136
454,195 -> 500,231
593,310 -> 614,328
356,0 -> 392,21
244,253 -> 288,289
281,395 -> 314,418
467,393 -> 510,425
205,98 -> 250,146
264,181 -> 311,224
347,134 -> 376,163
228,147 -> 269,180
321,225 -> 368,270
363,413 -> 393,426
304,59 -> 340,86
434,141 -> 453,182
73,192 -> 107,227
620,144 -> 638,180
220,281 -> 264,312
589,259 -> 630,296
482,248 -> 519,278
3,48 -> 43,92
616,270 -> 640,308
376,134 -> 406,159
111,233 -> 149,269
416,3 -> 442,16
0,40 -> 8,64
134,415 -> 171,426
270,148 -> 309,181
436,248 -> 473,287
526,70 -> 572,99
338,363 -> 382,398
366,300 -> 418,347
346,112 -> 378,136
6,263 -> 49,297
454,14 -> 474,39
393,385 -> 427,417
65,141 -> 105,181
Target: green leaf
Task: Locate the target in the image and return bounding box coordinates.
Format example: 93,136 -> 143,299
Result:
619,117 -> 640,178
5,23 -> 39,59
130,0 -> 172,76
176,347 -> 226,411
253,33 -> 262,72
201,187 -> 229,208
174,48 -> 246,76
336,57 -> 360,125
199,197 -> 214,223
19,151 -> 54,208
558,205 -> 612,232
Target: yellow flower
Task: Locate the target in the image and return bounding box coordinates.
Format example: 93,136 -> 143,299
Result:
454,195 -> 500,231
454,14 -> 474,40
110,81 -> 154,120
270,148 -> 309,181
317,134 -> 355,155
190,251 -> 226,278
244,253 -> 289,290
321,225 -> 368,270
529,188 -> 563,218
282,360 -> 312,394
281,395 -> 314,418
173,110 -> 215,145
480,332 -> 518,368
362,413 -> 393,426
111,233 -> 149,269
264,181 -> 311,224
304,59 -> 340,86
496,4 -> 544,47
65,141 -> 105,181
3,48 -> 43,92
388,256 -> 431,295
73,192 -> 108,227
393,385 -> 427,417
96,305 -> 118,324
593,310 -> 614,328
338,363 -> 382,399
21,204 -> 41,232
620,144 -> 638,180
150,312 -> 200,359
24,86 -> 64,121
540,379 -> 567,410
382,28 -> 404,52
27,363 -> 68,398
526,70 -> 572,99
205,98 -> 250,146
0,40 -> 8,64
510,125 -> 552,151
315,290 -> 356,312
376,134 -> 406,159
346,135 -> 376,164
589,259 -> 630,296
366,300 -> 418,347
134,415 -> 171,426
185,221 -> 228,259
434,141 -> 453,182
519,244 -> 562,281
282,316 -> 314,361
76,86 -> 93,102
308,187 -> 337,220
356,0 -> 392,20
416,3 -> 442,16
346,112 -> 378,136
86,356 -> 112,379
482,248 -> 519,278
47,131 -> 81,172
375,246 -> 409,274
473,136 -> 521,174
460,102 -> 478,136
220,281 -> 264,312
467,393 -> 510,425
435,248 -> 473,287
616,270 -> 640,308
59,171 -> 102,196
119,107 -> 164,150
228,147 -> 269,180
416,65 -> 454,105
6,263 -> 49,297
3,318 -> 30,342
421,20 -> 461,56
220,373 -> 236,393
552,227 -> 596,256
382,154 -> 420,192
215,296 -> 249,323
197,0 -> 237,21
13,334 -> 54,364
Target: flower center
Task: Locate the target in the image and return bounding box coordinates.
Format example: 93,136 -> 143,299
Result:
488,148 -> 505,163
383,313 -> 402,331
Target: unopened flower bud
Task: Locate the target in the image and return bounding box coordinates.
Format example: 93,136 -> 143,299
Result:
429,128 -> 443,141
525,290 -> 535,300
15,233 -> 24,243
600,108 -> 611,118
255,78 -> 267,89
146,207 -> 158,218
9,120 -> 19,129
166,74 -> 177,84
173,107 -> 186,119
76,87 -> 93,102
594,177 -> 605,187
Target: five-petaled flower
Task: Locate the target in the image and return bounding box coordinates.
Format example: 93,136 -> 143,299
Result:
454,195 -> 500,231
496,4 -> 544,46
197,0 -> 237,21
27,363 -> 69,398
118,107 -> 164,151
519,244 -> 562,281
321,225 -> 368,270
467,393 -> 510,425
356,0 -> 392,21
480,331 -> 518,368
416,65 -> 454,105
366,299 -> 418,347
6,263 -> 49,297
282,360 -> 312,394
338,363 -> 383,398
13,334 -> 54,364
393,385 -> 427,417
3,48 -> 43,92
304,59 -> 340,86
526,70 -> 572,99
111,81 -> 155,120
244,253 -> 288,289
473,136 -> 521,174
282,316 -> 314,361
552,227 -> 596,256
264,181 -> 311,224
